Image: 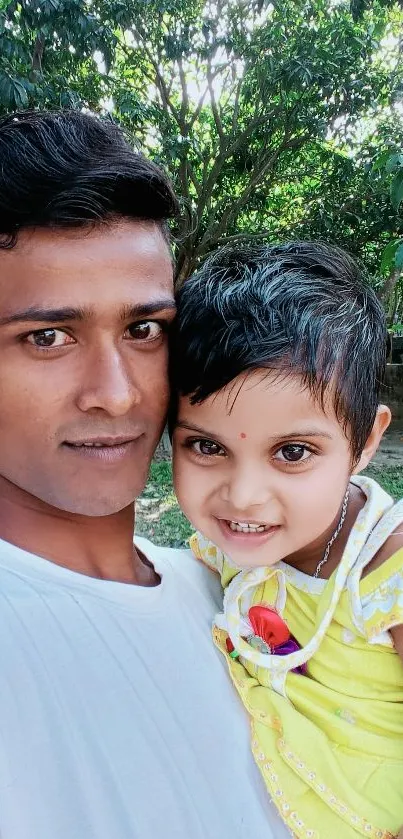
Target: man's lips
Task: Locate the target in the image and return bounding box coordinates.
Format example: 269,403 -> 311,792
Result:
64,436 -> 138,448
62,435 -> 144,462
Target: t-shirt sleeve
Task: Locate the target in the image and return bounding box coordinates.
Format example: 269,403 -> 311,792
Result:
360,548 -> 403,640
188,532 -> 240,588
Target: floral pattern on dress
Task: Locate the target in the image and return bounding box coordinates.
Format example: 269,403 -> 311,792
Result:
362,571 -> 403,618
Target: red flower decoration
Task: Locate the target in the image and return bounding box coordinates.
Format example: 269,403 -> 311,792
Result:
248,605 -> 290,648
225,605 -> 307,675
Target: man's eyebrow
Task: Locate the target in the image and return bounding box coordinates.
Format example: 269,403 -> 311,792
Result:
0,299 -> 176,326
120,300 -> 176,320
0,306 -> 88,325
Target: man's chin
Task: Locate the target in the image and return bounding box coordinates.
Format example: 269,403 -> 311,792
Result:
51,445 -> 154,516
45,474 -> 150,518
54,491 -> 140,518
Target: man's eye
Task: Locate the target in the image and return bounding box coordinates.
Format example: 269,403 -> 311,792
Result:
191,439 -> 225,457
274,444 -> 311,463
125,321 -> 163,341
25,329 -> 74,348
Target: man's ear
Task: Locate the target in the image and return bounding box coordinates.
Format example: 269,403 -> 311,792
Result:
352,404 -> 391,474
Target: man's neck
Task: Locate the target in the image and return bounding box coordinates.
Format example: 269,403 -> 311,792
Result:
0,481 -> 158,586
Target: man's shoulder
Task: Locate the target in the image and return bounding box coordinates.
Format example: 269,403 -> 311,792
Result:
135,535 -> 223,609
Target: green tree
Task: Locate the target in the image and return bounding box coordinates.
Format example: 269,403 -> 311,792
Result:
0,0 -> 402,286
374,146 -> 403,322
280,113 -> 403,317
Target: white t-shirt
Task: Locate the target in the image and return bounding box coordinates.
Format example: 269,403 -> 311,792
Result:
0,534 -> 290,839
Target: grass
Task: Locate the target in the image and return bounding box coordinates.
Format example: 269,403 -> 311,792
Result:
135,460 -> 403,548
363,463 -> 403,500
135,461 -> 193,548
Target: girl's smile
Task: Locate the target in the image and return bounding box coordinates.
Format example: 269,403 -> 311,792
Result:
216,517 -> 281,548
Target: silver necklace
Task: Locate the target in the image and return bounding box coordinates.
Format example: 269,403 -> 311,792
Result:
313,487 -> 350,578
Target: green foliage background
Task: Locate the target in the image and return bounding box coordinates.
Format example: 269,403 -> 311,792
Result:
0,0 -> 403,309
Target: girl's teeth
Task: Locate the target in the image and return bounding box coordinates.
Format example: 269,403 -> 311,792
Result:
228,521 -> 267,533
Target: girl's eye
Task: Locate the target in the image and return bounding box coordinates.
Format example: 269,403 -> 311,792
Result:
191,439 -> 225,457
274,444 -> 311,463
125,321 -> 163,342
25,329 -> 75,348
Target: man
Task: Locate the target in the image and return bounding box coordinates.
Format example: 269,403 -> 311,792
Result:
0,111 -> 289,839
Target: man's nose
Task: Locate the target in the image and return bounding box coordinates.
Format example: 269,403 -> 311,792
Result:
76,345 -> 140,416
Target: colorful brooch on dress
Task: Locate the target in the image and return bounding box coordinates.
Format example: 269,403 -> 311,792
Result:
226,605 -> 307,675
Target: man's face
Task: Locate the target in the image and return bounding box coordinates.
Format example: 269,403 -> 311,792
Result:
0,220 -> 175,516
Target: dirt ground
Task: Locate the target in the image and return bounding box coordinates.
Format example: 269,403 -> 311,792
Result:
373,422 -> 403,467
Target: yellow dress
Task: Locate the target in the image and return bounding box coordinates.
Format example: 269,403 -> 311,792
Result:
190,476 -> 403,839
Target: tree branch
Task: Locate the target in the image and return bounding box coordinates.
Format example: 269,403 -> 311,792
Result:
188,85 -> 209,130
125,29 -> 181,126
207,53 -> 224,141
188,62 -> 228,131
32,33 -> 45,73
198,131 -> 310,254
216,229 -> 275,245
195,104 -> 283,225
231,74 -> 244,134
178,56 -> 189,133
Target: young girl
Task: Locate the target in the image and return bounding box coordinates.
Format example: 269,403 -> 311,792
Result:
170,242 -> 403,839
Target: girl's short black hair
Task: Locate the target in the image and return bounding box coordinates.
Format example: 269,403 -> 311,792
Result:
171,241 -> 388,462
0,109 -> 179,247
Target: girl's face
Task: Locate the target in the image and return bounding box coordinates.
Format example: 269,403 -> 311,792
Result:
173,370 -> 386,573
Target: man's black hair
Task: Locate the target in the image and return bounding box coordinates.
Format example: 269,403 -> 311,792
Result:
0,110 -> 179,246
171,241 -> 388,462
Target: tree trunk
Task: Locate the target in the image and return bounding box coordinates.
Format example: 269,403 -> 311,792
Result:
379,268 -> 402,319
154,427 -> 172,460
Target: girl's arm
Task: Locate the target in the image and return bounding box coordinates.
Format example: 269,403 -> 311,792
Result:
390,624 -> 403,661
363,526 -> 403,663
379,528 -> 403,663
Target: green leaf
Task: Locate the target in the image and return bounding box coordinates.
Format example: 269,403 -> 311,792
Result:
38,0 -> 61,13
391,170 -> 403,212
371,150 -> 392,174
11,78 -> 28,108
385,153 -> 403,174
0,73 -> 12,106
395,242 -> 403,271
380,240 -> 399,275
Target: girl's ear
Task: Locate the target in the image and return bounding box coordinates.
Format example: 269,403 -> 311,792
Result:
352,404 -> 391,474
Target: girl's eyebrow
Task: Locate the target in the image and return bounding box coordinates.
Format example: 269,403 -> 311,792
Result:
176,421 -> 215,436
176,421 -> 333,441
274,429 -> 334,440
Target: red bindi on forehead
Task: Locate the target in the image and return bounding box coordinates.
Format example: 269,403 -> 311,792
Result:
240,432 -> 247,439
